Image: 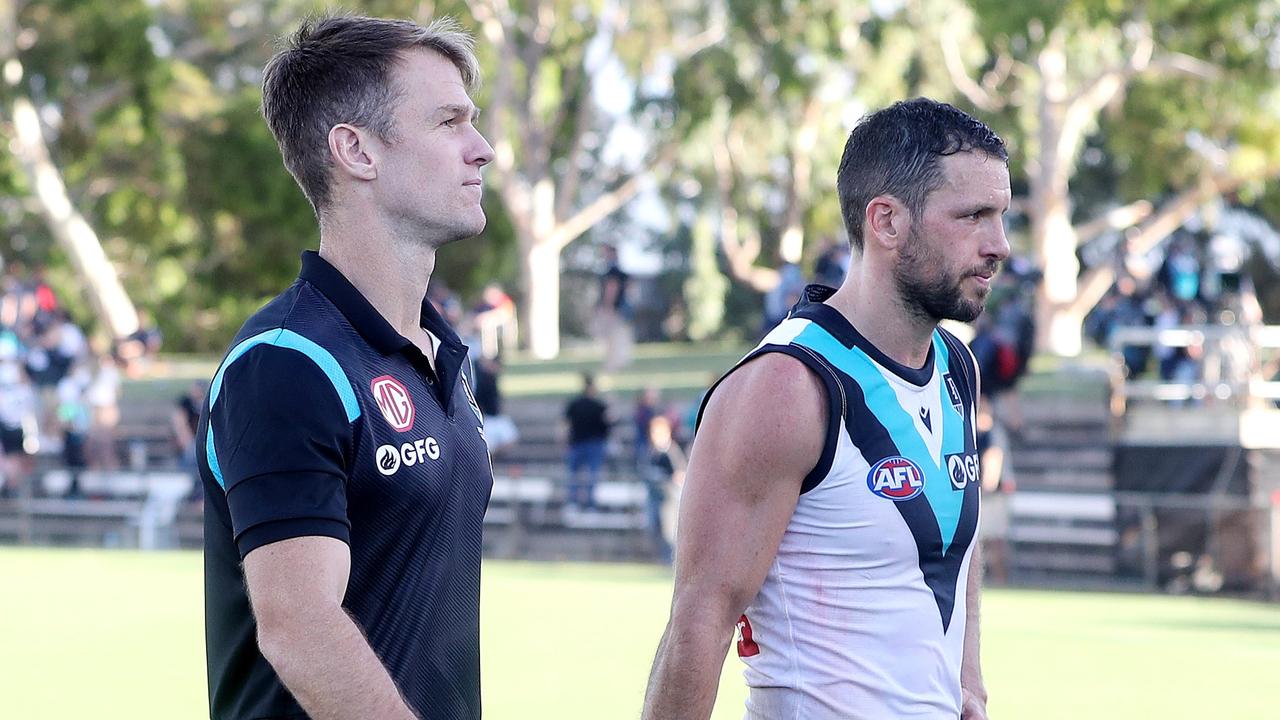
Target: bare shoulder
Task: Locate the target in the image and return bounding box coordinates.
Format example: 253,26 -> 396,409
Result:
694,352 -> 828,493
706,351 -> 826,428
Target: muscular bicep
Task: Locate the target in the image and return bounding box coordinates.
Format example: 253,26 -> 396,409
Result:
671,353 -> 828,623
243,535 -> 351,633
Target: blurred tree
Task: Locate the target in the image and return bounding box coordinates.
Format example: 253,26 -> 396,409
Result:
0,0 -> 144,339
456,0 -> 712,358
655,0 -> 957,340
662,1 -> 878,296
0,0 -> 525,352
939,0 -> 1280,354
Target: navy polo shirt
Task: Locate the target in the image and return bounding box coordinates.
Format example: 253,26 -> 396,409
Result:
199,251 -> 493,720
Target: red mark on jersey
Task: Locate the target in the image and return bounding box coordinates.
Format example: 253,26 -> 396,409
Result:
736,614 -> 760,658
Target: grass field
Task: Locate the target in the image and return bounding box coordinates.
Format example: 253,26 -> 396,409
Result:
2,548 -> 1278,719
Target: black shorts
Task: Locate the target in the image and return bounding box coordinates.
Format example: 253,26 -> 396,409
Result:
0,426 -> 26,455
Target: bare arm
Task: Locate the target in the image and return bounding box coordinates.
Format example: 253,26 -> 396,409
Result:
243,536 -> 419,720
961,543 -> 988,719
642,354 -> 826,720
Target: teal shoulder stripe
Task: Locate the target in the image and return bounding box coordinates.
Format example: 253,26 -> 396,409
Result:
932,330 -> 950,366
206,329 -> 360,490
209,328 -> 361,422
206,427 -> 226,489
793,324 -> 966,554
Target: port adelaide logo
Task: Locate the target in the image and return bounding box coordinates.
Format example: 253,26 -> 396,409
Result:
372,375 -> 415,432
867,456 -> 926,501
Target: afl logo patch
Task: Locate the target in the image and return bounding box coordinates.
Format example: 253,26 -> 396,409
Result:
371,375 -> 415,432
867,456 -> 926,501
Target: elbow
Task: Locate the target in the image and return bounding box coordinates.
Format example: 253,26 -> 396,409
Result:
668,588 -> 743,638
254,612 -> 299,671
252,599 -> 334,670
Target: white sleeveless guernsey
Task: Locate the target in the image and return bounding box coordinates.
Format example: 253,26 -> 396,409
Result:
702,286 -> 982,719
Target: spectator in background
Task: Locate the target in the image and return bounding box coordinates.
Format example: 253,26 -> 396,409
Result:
595,244 -> 633,372
762,262 -> 805,331
0,357 -> 37,498
56,357 -> 92,475
27,309 -> 86,448
677,372 -> 722,450
472,355 -> 518,455
117,308 -> 163,378
173,380 -> 206,474
1159,238 -> 1202,305
84,348 -> 122,470
1102,276 -> 1153,377
563,373 -> 612,510
0,262 -> 39,337
976,393 -> 1014,585
970,308 -> 1026,431
472,283 -> 517,360
642,415 -> 686,565
813,239 -> 851,288
30,265 -> 58,317
1153,294 -> 1206,403
633,385 -> 661,469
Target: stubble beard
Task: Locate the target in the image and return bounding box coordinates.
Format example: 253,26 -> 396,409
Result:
893,229 -> 996,324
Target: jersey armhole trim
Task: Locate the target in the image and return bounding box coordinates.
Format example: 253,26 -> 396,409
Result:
694,344 -> 844,496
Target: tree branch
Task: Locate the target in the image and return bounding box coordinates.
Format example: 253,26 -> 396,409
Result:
467,0 -> 519,179
1067,23 -> 1153,112
670,2 -> 727,61
1068,165 -> 1280,316
9,95 -> 139,337
778,92 -> 823,263
516,0 -> 554,180
548,142 -> 678,252
553,68 -> 594,223
1146,51 -> 1221,80
939,28 -> 1004,112
171,25 -> 261,65
712,126 -> 777,292
1076,200 -> 1154,244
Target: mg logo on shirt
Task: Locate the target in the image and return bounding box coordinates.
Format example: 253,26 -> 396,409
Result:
867,456 -> 926,501
372,375 -> 415,432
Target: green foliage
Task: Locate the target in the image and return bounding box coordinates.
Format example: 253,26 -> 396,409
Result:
1,0 -> 523,352
2,0 -> 1278,350
683,214 -> 727,341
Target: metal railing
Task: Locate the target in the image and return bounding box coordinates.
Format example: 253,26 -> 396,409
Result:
1108,324 -> 1280,411
1007,489 -> 1280,599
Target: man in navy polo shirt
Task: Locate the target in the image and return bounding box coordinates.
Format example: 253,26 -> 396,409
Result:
198,15 -> 495,720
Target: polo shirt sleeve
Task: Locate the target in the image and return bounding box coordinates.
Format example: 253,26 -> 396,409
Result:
206,342 -> 356,558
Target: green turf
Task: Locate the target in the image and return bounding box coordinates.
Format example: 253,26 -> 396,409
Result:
2,548 -> 1277,718
133,343 -> 1111,409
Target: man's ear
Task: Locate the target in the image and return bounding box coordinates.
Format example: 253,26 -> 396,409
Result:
864,195 -> 911,252
328,123 -> 378,181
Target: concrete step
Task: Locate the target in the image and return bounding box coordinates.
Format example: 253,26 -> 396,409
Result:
1010,448 -> 1112,471
1010,469 -> 1113,491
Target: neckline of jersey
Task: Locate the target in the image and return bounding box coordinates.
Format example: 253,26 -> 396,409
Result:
789,283 -> 936,387
296,250 -> 469,407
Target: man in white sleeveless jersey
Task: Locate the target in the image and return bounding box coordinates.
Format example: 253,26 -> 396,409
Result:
643,98 -> 1011,720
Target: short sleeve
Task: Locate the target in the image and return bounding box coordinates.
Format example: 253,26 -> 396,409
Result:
205,341 -> 356,558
